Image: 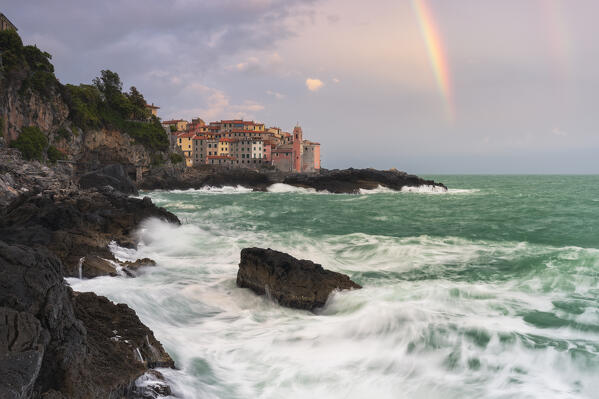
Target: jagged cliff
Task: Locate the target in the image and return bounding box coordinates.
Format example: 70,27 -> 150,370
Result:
0,29 -> 172,179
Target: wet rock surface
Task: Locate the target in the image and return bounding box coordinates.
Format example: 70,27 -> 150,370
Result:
0,186 -> 179,278
283,168 -> 447,193
140,164 -> 447,194
0,241 -> 175,399
237,248 -> 362,310
78,164 -> 138,195
139,164 -> 280,191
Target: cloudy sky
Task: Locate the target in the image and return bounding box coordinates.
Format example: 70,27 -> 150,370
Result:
4,0 -> 599,173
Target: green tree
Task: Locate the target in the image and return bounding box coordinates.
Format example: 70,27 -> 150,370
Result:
47,145 -> 66,163
127,86 -> 150,120
10,126 -> 47,161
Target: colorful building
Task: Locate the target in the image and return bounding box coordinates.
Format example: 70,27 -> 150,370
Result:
145,103 -> 160,117
162,119 -> 188,132
173,118 -> 320,172
176,133 -> 195,166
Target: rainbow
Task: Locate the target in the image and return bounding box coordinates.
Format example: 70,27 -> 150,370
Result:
540,0 -> 571,80
411,0 -> 454,121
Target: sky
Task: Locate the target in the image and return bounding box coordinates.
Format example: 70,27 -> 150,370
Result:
4,0 -> 599,173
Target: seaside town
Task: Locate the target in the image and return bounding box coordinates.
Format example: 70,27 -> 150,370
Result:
152,104 -> 321,173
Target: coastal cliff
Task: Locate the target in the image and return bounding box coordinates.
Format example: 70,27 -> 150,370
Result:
0,29 -> 174,181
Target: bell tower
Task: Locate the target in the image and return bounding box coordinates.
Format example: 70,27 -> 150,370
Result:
292,125 -> 303,172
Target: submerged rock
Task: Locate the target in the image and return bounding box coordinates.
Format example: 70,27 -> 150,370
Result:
121,258 -> 157,277
237,248 -> 361,310
81,255 -> 118,278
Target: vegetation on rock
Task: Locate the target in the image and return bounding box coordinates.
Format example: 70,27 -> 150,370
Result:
47,145 -> 66,163
169,152 -> 184,164
2,30 -> 168,154
65,70 -> 168,152
9,126 -> 48,160
0,29 -> 60,99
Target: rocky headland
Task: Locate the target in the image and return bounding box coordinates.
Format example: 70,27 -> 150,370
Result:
140,164 -> 447,194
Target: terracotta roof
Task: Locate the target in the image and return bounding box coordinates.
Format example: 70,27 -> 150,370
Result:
219,138 -> 235,142
192,136 -> 211,140
177,133 -> 195,138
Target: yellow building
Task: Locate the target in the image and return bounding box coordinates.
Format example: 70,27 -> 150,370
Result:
163,119 -> 188,132
0,13 -> 17,31
218,138 -> 234,155
176,133 -> 195,166
145,103 -> 160,117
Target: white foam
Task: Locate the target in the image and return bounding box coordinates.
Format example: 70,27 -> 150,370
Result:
267,183 -> 327,194
170,185 -> 253,194
401,185 -> 448,193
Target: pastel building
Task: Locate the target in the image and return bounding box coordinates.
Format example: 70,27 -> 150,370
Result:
162,119 -> 188,132
176,133 -> 195,166
174,118 -> 320,172
145,103 -> 160,117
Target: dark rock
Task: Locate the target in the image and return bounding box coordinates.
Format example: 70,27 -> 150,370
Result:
0,187 -> 180,278
0,241 -> 175,398
139,164 -> 447,194
133,370 -> 173,398
283,168 -> 447,194
72,292 -> 175,385
0,307 -> 44,399
121,258 -> 157,277
237,248 -> 361,310
79,164 -> 138,195
0,241 -> 88,397
140,164 -> 280,191
81,256 -> 118,278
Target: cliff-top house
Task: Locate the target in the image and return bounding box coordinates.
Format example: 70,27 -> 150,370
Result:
0,13 -> 17,32
144,103 -> 160,117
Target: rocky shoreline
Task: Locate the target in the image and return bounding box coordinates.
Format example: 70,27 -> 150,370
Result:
0,145 -> 447,398
0,149 -> 180,398
140,164 -> 447,193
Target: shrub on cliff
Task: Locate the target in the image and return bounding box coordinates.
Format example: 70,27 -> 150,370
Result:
64,70 -> 168,152
47,145 -> 66,163
0,30 -> 59,99
10,126 -> 48,161
169,153 -> 184,164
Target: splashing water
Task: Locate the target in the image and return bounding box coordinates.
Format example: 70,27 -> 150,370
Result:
78,257 -> 85,279
67,176 -> 599,398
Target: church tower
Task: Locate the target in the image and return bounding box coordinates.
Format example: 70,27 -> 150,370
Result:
292,125 -> 303,172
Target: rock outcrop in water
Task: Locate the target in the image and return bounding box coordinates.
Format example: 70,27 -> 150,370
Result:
0,241 -> 174,398
0,186 -> 179,278
237,248 -> 362,310
283,168 -> 447,194
140,164 -> 447,194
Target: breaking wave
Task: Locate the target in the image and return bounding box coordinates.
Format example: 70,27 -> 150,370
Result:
68,176 -> 599,398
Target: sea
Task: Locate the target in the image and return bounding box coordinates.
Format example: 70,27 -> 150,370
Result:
67,175 -> 599,399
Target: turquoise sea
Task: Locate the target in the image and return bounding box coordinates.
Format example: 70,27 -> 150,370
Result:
69,175 -> 599,398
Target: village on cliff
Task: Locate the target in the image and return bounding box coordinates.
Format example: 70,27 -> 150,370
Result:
150,103 -> 321,173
